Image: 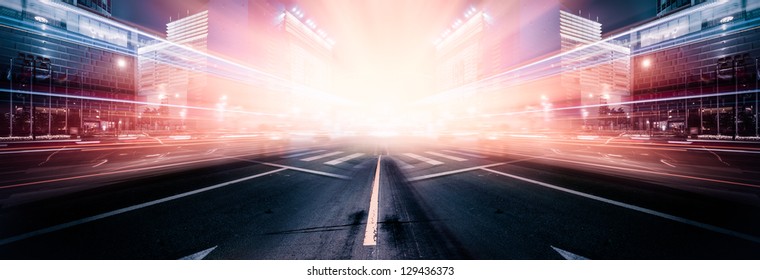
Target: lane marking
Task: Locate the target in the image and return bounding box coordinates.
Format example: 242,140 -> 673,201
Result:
0,153 -> 247,190
0,168 -> 286,246
551,246 -> 589,260
179,246 -> 218,260
0,142 -> 318,189
92,159 -> 109,168
408,154 -> 551,182
301,151 -> 343,162
660,159 -> 677,168
235,158 -> 350,180
0,148 -> 81,155
442,150 -> 487,158
325,153 -> 364,166
363,156 -> 381,246
699,146 -> 731,166
281,149 -> 325,159
402,153 -> 443,165
38,146 -> 68,166
410,162 -> 506,182
481,168 -> 760,244
463,147 -> 760,189
425,151 -> 467,162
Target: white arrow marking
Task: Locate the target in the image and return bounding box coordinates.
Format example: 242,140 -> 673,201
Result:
179,246 -> 217,260
551,246 -> 589,260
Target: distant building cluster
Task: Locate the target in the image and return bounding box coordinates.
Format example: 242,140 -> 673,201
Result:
430,0 -> 760,137
136,0 -> 336,131
0,0 -> 336,136
1,0 -> 759,137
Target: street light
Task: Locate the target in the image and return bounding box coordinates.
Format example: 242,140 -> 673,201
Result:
642,57 -> 654,135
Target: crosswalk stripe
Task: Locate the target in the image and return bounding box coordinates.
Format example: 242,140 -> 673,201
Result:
426,151 -> 467,161
281,149 -> 325,158
325,153 -> 365,165
402,153 -> 443,165
442,149 -> 487,159
301,151 -> 344,162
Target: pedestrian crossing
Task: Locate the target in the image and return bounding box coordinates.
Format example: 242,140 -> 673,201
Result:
279,148 -> 488,168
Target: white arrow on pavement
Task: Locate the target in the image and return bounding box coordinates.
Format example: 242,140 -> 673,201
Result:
179,246 -> 218,260
551,246 -> 589,260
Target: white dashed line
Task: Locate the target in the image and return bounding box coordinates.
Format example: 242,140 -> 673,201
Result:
425,151 -> 467,161
442,150 -> 487,158
325,153 -> 364,166
301,151 -> 344,162
281,149 -> 325,158
402,153 -> 443,165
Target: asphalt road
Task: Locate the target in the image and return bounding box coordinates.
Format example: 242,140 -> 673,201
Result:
0,134 -> 758,259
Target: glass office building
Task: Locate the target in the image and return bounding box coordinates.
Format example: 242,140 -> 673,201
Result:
0,0 -> 140,137
631,0 -> 760,137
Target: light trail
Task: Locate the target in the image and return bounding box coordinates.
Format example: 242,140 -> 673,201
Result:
418,0 -> 752,106
0,88 -> 282,117
0,140 -> 306,190
449,88 -> 760,120
462,144 -> 760,189
0,1 -> 351,105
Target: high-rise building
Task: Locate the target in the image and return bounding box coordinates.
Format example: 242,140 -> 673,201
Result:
431,0 -> 631,131
430,0 -> 562,131
137,0 -> 336,131
560,10 -> 630,130
137,11 -> 208,130
656,0 -> 709,17
0,0 -> 139,137
630,0 -> 760,136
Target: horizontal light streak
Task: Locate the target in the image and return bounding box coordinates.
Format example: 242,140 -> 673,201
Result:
419,0 -> 753,105
0,3 -> 349,105
455,88 -> 760,120
0,88 -> 282,117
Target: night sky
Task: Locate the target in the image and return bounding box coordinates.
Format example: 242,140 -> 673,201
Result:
113,0 -> 655,36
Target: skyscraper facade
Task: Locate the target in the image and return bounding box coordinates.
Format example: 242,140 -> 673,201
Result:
0,0 -> 139,137
631,0 -> 760,136
560,10 -> 631,130
136,0 -> 336,131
